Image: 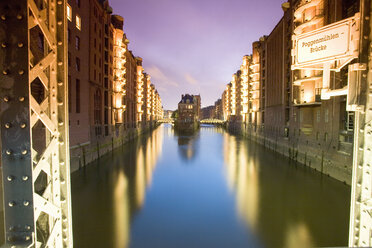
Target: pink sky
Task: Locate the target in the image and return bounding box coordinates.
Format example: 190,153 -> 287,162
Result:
109,0 -> 284,109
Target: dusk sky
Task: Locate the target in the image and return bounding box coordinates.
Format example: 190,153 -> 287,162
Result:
109,0 -> 283,110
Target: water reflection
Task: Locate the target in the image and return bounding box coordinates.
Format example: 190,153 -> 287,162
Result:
72,126 -> 163,248
222,134 -> 349,248
174,129 -> 199,161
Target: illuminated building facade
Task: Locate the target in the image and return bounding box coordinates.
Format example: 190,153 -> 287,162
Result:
112,15 -> 126,125
219,0 -> 361,184
136,57 -> 144,123
66,0 -> 163,170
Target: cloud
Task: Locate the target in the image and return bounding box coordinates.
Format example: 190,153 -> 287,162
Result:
184,73 -> 198,85
147,66 -> 179,87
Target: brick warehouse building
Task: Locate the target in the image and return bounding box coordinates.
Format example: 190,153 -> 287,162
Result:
67,0 -> 163,171
221,0 -> 362,185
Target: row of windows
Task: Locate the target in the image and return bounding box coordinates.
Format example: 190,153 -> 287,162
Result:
67,4 -> 81,30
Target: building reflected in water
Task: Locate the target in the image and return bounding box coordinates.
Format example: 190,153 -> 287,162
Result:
175,130 -> 200,162
222,134 -> 349,248
72,127 -> 163,248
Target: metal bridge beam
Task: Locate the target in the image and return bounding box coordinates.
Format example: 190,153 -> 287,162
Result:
349,0 -> 372,246
0,0 -> 73,247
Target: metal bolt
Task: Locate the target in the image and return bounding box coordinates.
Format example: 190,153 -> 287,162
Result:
57,0 -> 62,4
22,150 -> 27,155
18,70 -> 24,75
20,123 -> 26,129
6,149 -> 12,155
25,236 -> 30,241
25,225 -> 31,230
7,176 -> 14,181
3,96 -> 9,102
18,96 -> 24,102
18,42 -> 23,48
16,14 -> 22,20
58,61 -> 63,66
3,70 -> 8,75
1,15 -> 6,20
22,176 -> 28,181
1,42 -> 6,48
23,201 -> 29,206
5,123 -> 11,128
8,201 -> 15,207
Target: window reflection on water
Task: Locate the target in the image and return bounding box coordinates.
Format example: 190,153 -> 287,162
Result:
222,134 -> 348,248
72,127 -> 163,248
73,125 -> 349,248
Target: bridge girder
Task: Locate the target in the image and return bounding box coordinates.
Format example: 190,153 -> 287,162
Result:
0,0 -> 73,247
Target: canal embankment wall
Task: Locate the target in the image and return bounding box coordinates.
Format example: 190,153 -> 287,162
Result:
226,122 -> 352,185
69,122 -> 159,172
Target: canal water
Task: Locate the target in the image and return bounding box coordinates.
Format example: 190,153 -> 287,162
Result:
72,124 -> 351,248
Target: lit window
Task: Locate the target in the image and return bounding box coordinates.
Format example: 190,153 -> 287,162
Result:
76,15 -> 81,30
67,4 -> 72,21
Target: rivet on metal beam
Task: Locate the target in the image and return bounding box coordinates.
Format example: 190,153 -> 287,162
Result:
6,149 -> 12,155
57,21 -> 62,25
57,0 -> 62,4
5,123 -> 11,129
7,176 -> 14,181
58,81 -> 63,86
18,43 -> 23,48
1,15 -> 6,21
57,41 -> 62,46
21,150 -> 27,155
20,123 -> 26,129
58,122 -> 63,126
16,14 -> 22,20
58,61 -> 63,66
3,96 -> 9,102
25,236 -> 30,241
25,225 -> 31,231
18,96 -> 24,102
3,70 -> 9,75
22,176 -> 29,181
23,201 -> 29,206
18,70 -> 24,75
8,201 -> 15,207
1,42 -> 6,48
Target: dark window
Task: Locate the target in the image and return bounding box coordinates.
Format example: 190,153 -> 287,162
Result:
105,24 -> 108,35
94,23 -> 97,33
104,77 -> 108,88
104,51 -> 108,62
105,38 -> 108,48
68,75 -> 72,113
94,38 -> 96,48
76,79 -> 80,113
75,36 -> 80,50
94,69 -> 96,80
76,57 -> 80,71
94,54 -> 96,65
104,91 -> 108,106
104,64 -> 108,75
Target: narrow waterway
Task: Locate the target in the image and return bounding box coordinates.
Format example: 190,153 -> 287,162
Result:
72,124 -> 350,248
